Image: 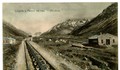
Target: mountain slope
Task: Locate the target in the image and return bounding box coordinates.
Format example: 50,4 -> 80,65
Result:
3,21 -> 29,38
71,3 -> 118,37
42,19 -> 89,36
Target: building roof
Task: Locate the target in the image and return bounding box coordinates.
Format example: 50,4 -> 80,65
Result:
89,35 -> 100,39
3,37 -> 15,40
88,33 -> 117,39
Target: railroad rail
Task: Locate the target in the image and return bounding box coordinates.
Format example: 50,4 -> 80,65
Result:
24,40 -> 55,70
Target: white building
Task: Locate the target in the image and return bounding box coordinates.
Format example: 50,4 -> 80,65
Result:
88,33 -> 118,46
3,37 -> 16,45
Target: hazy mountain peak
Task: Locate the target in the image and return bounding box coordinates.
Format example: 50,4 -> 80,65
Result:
42,19 -> 89,36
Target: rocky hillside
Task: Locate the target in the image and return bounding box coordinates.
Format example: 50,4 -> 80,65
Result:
3,21 -> 29,38
71,3 -> 118,37
42,19 -> 89,36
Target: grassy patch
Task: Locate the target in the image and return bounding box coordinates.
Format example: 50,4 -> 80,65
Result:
3,42 -> 21,70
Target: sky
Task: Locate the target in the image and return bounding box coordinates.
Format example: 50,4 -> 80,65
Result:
3,3 -> 113,34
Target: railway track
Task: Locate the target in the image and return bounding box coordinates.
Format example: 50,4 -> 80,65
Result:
24,40 -> 55,70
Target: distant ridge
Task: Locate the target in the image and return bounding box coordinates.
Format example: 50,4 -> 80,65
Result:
3,20 -> 29,38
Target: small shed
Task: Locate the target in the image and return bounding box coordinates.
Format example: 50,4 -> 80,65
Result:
88,33 -> 118,46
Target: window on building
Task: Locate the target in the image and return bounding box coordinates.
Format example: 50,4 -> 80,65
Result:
106,39 -> 110,45
101,40 -> 103,43
113,39 -> 115,43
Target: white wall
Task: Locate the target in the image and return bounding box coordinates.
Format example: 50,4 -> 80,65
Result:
98,34 -> 118,46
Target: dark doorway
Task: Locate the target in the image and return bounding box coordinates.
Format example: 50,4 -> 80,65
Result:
89,39 -> 98,45
106,39 -> 110,45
